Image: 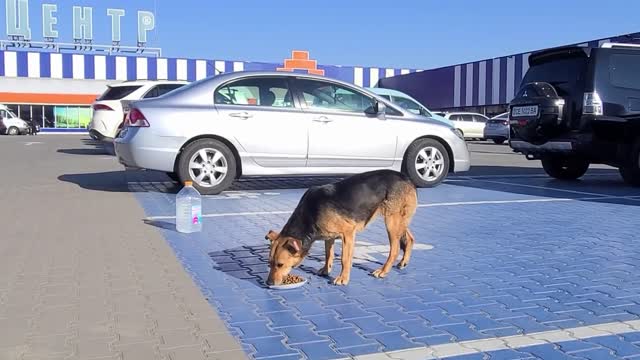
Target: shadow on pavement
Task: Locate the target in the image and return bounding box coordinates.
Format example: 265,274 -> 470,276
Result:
143,219 -> 175,231
57,148 -> 113,156
449,165 -> 640,206
58,170 -> 178,193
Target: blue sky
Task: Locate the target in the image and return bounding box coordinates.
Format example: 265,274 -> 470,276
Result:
3,0 -> 639,69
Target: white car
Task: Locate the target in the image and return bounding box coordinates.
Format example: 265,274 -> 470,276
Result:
89,80 -> 188,141
438,112 -> 490,140
115,71 -> 471,195
0,104 -> 31,135
367,88 -> 455,127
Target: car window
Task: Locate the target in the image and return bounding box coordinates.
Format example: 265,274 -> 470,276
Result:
98,85 -> 142,100
461,115 -> 474,122
142,87 -> 159,99
473,114 -> 488,123
157,84 -> 185,96
215,77 -> 294,108
378,94 -> 391,100
391,96 -> 430,116
449,114 -> 462,121
297,79 -> 375,113
610,54 -> 640,90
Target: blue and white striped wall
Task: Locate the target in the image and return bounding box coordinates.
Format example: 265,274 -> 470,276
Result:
0,50 -> 419,88
378,34 -> 640,110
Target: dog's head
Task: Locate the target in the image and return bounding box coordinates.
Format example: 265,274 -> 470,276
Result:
265,230 -> 305,286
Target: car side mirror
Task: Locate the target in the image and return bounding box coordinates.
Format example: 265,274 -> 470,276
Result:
365,101 -> 386,118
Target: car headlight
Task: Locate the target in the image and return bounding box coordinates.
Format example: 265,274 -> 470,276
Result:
451,127 -> 464,140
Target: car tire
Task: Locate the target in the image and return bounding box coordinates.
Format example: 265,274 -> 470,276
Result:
403,138 -> 450,188
177,138 -> 236,195
493,139 -> 506,145
541,155 -> 590,180
619,140 -> 640,187
7,127 -> 19,136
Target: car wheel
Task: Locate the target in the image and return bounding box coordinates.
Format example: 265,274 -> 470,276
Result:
7,127 -> 19,136
493,139 -> 506,145
541,155 -> 590,180
177,138 -> 236,195
619,140 -> 640,187
403,138 -> 450,188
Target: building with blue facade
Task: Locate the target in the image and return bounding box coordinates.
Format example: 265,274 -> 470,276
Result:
0,30 -> 637,131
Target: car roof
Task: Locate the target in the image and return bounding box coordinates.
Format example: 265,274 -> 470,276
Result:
109,80 -> 189,87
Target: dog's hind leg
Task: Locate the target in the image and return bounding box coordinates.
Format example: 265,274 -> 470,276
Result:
318,239 -> 335,277
397,229 -> 415,269
372,213 -> 404,278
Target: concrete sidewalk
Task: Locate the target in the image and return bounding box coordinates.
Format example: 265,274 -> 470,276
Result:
0,136 -> 245,360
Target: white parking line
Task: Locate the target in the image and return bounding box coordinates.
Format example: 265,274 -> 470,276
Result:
465,178 -> 613,197
355,320 -> 640,360
456,172 -> 617,179
143,195 -> 640,221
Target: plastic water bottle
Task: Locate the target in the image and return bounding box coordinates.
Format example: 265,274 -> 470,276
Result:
176,181 -> 202,233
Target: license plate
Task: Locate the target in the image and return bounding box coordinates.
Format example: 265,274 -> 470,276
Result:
511,105 -> 538,117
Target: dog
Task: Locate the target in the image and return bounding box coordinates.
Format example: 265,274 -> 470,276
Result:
265,169 -> 418,286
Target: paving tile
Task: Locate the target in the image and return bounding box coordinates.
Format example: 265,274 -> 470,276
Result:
277,325 -> 329,345
441,354 -> 486,360
370,306 -> 415,323
570,348 -> 618,359
337,343 -> 385,357
486,349 -> 536,359
586,335 -> 640,357
241,336 -> 299,359
345,317 -> 399,335
363,331 -> 419,351
329,328 -> 378,349
233,320 -> 280,339
520,344 -> 585,359
264,311 -> 309,328
290,341 -> 344,360
306,314 -> 353,333
435,323 -> 488,342
395,319 -> 450,338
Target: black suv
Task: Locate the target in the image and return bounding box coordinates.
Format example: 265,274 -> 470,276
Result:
508,43 -> 640,185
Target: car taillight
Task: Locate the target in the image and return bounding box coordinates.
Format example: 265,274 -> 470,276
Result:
126,108 -> 150,127
583,91 -> 603,115
93,104 -> 113,111
502,120 -> 509,126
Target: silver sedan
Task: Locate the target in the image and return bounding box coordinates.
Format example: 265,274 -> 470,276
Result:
114,71 -> 471,195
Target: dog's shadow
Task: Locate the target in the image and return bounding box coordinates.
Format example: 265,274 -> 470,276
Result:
208,243 -> 387,288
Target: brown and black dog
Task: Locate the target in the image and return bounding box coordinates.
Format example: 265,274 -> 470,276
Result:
265,169 -> 418,286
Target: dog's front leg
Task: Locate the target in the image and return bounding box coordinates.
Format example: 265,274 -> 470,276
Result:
318,239 -> 335,277
333,233 -> 354,285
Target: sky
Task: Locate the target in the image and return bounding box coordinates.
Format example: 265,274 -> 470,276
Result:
2,0 -> 639,70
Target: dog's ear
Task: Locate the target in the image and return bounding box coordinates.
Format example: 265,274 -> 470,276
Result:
286,238 -> 302,254
265,230 -> 279,242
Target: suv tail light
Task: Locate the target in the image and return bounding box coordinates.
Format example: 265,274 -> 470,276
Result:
583,92 -> 603,115
93,104 -> 114,111
126,108 -> 150,127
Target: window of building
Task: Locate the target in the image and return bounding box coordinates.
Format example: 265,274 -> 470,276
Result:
44,105 -> 55,128
32,105 -> 44,127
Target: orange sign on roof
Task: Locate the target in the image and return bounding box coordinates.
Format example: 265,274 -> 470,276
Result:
277,50 -> 325,76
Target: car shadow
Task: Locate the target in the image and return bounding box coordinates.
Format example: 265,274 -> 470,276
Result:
57,148 -> 113,156
449,165 -> 640,206
58,169 -> 179,193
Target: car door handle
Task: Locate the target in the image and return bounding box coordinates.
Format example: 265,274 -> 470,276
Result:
313,116 -> 333,123
229,112 -> 253,119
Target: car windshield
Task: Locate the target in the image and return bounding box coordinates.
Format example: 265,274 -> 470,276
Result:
391,96 -> 431,116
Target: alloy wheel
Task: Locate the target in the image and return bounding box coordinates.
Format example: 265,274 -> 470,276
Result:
188,148 -> 228,187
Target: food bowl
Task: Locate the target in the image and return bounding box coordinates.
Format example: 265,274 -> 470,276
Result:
268,274 -> 308,290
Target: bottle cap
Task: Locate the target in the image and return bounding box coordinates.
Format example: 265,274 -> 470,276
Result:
184,181 -> 193,186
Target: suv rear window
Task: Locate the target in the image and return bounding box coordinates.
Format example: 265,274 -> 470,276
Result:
98,86 -> 142,100
522,57 -> 587,97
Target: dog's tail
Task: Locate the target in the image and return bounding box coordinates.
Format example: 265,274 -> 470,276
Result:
400,230 -> 408,252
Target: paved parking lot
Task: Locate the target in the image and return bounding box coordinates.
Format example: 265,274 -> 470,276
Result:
4,136 -> 640,359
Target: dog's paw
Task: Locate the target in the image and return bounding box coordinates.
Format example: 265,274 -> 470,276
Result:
333,274 -> 350,285
317,266 -> 332,277
371,268 -> 388,278
397,260 -> 409,269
